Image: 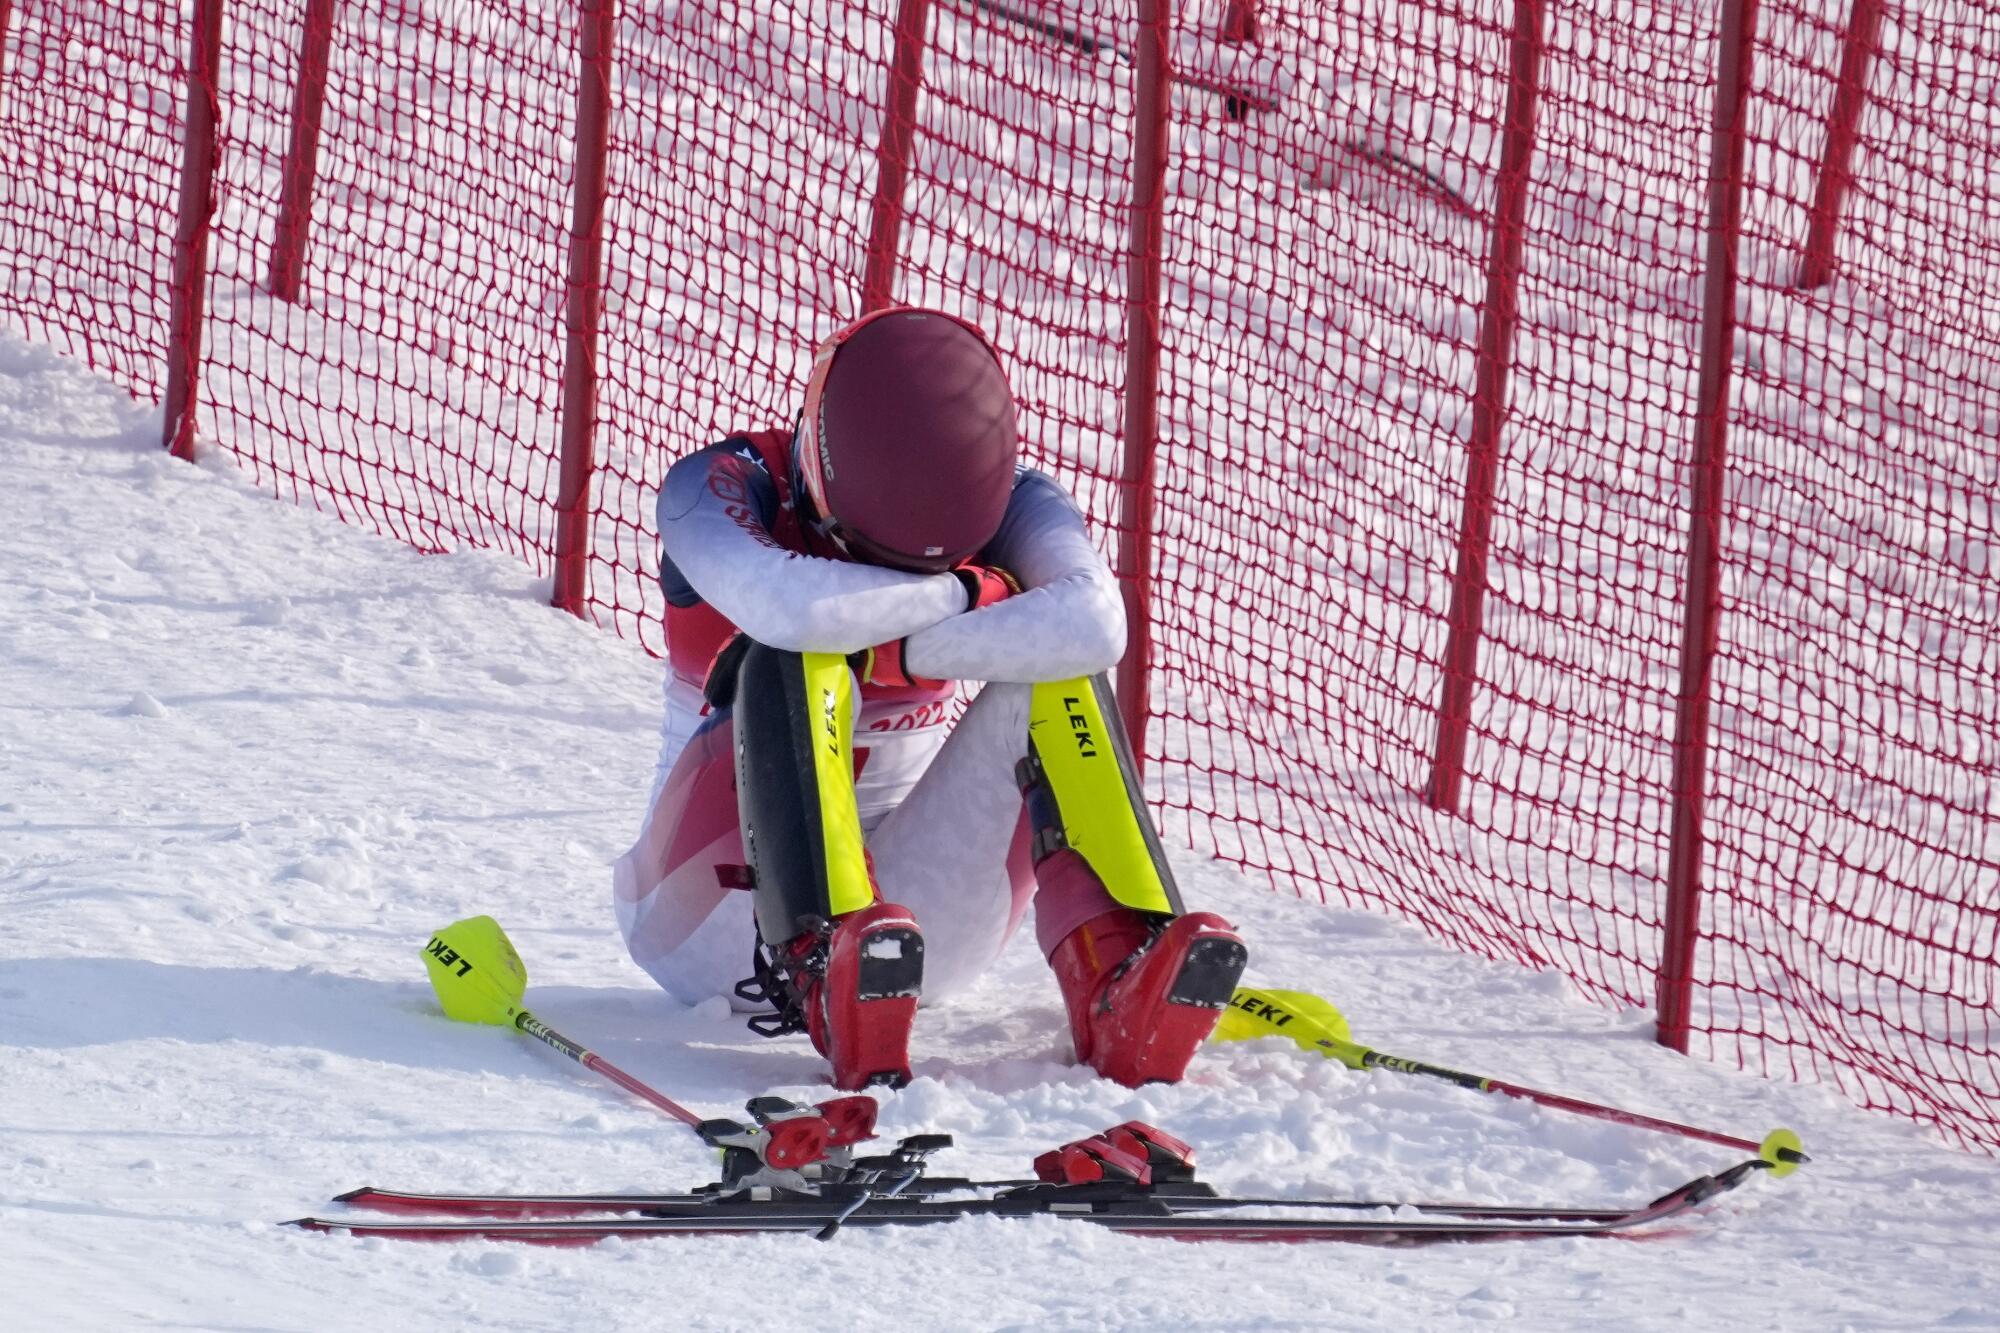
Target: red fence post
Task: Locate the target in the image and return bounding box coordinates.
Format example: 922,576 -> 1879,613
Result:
1793,0 -> 1883,289
267,0 -> 337,302
1658,0 -> 1760,1053
1113,0 -> 1173,767
862,0 -> 934,313
0,0 -> 14,95
1422,0 -> 1547,813
553,0 -> 616,617
163,0 -> 227,460
1217,0 -> 1258,121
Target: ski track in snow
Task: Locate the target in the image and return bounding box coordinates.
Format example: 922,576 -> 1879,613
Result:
3,340 -> 1998,1329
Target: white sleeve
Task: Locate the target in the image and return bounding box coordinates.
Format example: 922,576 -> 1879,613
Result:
901,470 -> 1126,684
659,445 -> 968,654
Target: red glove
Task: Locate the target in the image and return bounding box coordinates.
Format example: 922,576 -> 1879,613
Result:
851,638 -> 944,690
953,562 -> 1021,611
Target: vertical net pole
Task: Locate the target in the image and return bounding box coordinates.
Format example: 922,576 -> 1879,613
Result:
163,0 -> 227,460
862,0 -> 934,314
1658,0 -> 1761,1053
267,0 -> 338,302
554,0 -> 616,616
1793,0 -> 1883,289
1217,0 -> 1258,122
1114,0 -> 1173,766
0,0 -> 14,100
1422,0 -> 1548,813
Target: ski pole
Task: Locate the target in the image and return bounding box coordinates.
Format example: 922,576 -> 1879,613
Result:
421,915 -> 875,1172
506,1009 -> 698,1128
1215,986 -> 1807,1175
1345,1046 -> 1801,1162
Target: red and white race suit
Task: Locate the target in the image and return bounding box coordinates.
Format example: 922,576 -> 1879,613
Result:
614,431 -> 1125,1005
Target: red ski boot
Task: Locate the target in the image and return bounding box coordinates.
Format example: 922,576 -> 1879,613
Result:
1047,901 -> 1248,1087
760,901 -> 924,1091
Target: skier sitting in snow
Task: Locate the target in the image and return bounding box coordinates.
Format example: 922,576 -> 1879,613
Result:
614,307 -> 1248,1091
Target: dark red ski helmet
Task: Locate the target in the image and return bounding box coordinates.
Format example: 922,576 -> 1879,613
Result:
796,306 -> 1018,573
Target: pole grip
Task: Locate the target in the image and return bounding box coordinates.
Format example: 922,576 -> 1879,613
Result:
513,1010 -> 703,1128
513,1010 -> 586,1061
1360,1050 -> 1489,1092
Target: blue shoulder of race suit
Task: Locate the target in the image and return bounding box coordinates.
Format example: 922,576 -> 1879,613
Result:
657,436 -> 780,608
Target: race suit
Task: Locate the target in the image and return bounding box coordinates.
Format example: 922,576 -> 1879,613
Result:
614,430 -> 1164,1006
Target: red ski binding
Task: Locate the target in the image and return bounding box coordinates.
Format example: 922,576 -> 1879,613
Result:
814,1094 -> 881,1148
1103,1120 -> 1197,1183
1033,1120 -> 1198,1186
1033,1135 -> 1152,1186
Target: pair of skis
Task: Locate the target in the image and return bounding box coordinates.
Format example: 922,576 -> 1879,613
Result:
340,919 -> 1799,1245
289,1117 -> 1779,1246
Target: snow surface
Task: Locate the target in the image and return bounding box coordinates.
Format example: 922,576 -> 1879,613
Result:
4,339 -> 1999,1328
8,0 -> 1992,1144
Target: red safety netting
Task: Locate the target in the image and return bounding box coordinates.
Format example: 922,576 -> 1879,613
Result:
0,1 -> 181,397
591,0 -> 898,655
0,0 -> 1993,1148
197,0 -> 574,560
1134,0 -> 1711,1000
1711,0 -> 2000,1145
1128,0 -> 1998,1148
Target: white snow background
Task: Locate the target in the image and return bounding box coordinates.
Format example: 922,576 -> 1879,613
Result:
5,339 -> 2000,1327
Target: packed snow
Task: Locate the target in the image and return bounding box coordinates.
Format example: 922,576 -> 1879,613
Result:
5,339 -> 1999,1328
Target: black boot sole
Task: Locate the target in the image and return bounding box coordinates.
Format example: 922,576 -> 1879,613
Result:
855,927 -> 924,1002
1167,937 -> 1248,1008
